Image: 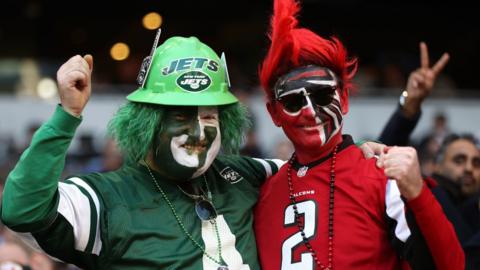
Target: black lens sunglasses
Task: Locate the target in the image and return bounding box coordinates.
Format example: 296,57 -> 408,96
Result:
276,85 -> 337,113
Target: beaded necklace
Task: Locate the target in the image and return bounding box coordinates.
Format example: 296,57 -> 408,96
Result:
287,145 -> 338,270
145,163 -> 229,270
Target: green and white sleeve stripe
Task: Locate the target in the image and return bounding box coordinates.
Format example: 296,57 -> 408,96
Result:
252,158 -> 286,178
57,177 -> 102,255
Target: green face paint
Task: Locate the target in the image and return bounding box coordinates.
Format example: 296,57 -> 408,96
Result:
153,106 -> 221,181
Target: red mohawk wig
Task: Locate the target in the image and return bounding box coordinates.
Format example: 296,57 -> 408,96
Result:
259,0 -> 358,99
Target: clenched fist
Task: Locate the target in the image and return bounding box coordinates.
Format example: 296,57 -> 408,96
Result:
56,55 -> 93,117
377,146 -> 424,200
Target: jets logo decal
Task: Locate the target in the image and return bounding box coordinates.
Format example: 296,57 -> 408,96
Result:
176,71 -> 211,92
219,167 -> 244,184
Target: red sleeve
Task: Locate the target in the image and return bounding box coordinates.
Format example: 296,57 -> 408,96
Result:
407,183 -> 465,270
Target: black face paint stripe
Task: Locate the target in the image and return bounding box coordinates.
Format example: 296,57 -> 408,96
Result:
186,107 -> 201,141
331,98 -> 341,110
320,105 -> 338,130
274,66 -> 338,98
315,106 -> 330,123
326,108 -> 338,131
314,98 -> 341,123
318,106 -> 337,139
327,103 -> 342,122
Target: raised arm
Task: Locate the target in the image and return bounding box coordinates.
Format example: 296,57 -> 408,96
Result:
378,42 -> 449,146
1,55 -> 93,231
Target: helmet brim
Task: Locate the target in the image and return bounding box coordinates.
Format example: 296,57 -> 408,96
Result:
127,87 -> 239,106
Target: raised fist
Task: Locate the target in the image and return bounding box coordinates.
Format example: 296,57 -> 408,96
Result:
56,54 -> 93,117
378,146 -> 424,200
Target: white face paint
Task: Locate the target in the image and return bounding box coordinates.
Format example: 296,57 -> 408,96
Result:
169,106 -> 221,178
171,134 -> 199,167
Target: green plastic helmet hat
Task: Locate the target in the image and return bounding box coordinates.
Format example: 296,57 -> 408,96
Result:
127,30 -> 238,106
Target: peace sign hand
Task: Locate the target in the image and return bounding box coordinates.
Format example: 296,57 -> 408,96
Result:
402,42 -> 450,117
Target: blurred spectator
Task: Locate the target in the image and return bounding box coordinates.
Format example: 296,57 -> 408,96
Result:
353,65 -> 380,95
66,133 -> 99,173
417,135 -> 440,176
414,113 -> 450,175
81,138 -> 123,173
240,130 -> 264,158
432,74 -> 457,97
380,63 -> 406,89
0,239 -> 73,270
0,138 -> 7,166
231,87 -> 252,104
15,59 -> 40,97
99,139 -> 123,172
431,112 -> 450,144
15,123 -> 42,157
433,134 -> 480,199
430,133 -> 480,269
0,242 -> 29,269
75,133 -> 99,161
234,87 -> 265,158
29,252 -> 72,270
29,252 -> 54,270
419,112 -> 449,144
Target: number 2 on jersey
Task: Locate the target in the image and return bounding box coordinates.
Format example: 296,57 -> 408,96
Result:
281,200 -> 317,270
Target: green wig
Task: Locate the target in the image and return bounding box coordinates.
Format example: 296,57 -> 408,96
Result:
107,102 -> 250,164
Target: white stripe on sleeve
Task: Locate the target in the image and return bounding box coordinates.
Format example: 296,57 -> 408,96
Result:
68,177 -> 103,255
252,158 -> 286,178
252,158 -> 273,178
385,179 -> 411,242
58,177 -> 102,255
267,159 -> 286,171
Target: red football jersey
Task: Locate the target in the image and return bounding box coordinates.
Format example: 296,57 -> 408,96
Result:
255,138 -> 464,270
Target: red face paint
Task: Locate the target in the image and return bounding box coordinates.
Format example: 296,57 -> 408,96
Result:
272,66 -> 345,163
274,90 -> 343,163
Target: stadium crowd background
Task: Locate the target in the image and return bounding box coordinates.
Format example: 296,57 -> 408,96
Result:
0,0 -> 479,269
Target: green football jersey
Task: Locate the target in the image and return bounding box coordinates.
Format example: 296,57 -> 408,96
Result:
1,106 -> 284,270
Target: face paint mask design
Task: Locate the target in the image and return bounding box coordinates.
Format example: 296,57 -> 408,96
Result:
273,66 -> 344,161
153,106 -> 221,181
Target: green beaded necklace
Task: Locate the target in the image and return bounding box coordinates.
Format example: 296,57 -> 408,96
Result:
145,163 -> 229,270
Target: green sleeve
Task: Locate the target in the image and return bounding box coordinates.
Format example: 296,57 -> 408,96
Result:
1,105 -> 82,232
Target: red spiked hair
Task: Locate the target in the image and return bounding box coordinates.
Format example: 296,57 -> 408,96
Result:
259,0 -> 358,99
